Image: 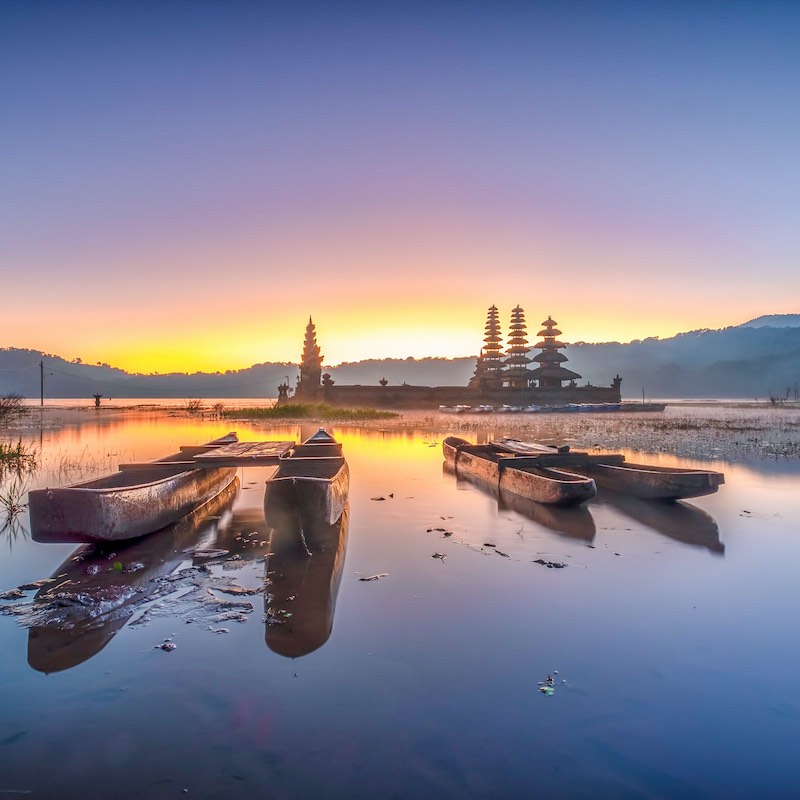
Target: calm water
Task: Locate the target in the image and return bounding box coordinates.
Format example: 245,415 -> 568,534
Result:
1,414 -> 799,799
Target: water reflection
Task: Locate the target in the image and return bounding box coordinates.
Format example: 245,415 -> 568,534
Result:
592,491 -> 724,554
264,490 -> 349,659
27,479 -> 240,673
445,463 -> 596,541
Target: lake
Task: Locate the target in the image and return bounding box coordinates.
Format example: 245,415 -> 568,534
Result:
1,411 -> 799,799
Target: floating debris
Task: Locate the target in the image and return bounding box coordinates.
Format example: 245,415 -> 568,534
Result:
495,550 -> 510,558
17,579 -> 55,591
184,547 -> 229,559
213,586 -> 261,596
157,641 -> 176,652
533,559 -> 568,569
483,543 -> 496,548
359,573 -> 388,582
432,553 -> 446,560
0,589 -> 25,601
371,496 -> 386,501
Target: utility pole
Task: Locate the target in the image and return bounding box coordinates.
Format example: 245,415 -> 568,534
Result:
40,360 -> 44,407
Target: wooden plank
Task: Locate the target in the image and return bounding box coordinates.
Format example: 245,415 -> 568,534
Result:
194,441 -> 294,461
120,441 -> 294,470
498,453 -> 626,469
494,439 -> 571,455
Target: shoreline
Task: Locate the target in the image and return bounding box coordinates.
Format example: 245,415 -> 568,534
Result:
3,401 -> 800,462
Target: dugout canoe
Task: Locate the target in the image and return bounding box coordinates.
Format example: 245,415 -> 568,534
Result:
264,429 -> 350,526
495,437 -> 724,501
443,436 -> 596,507
28,433 -> 239,543
574,459 -> 725,500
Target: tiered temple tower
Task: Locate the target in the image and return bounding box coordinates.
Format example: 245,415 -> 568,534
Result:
469,305 -> 505,389
529,316 -> 582,388
296,316 -> 323,399
502,305 -> 532,388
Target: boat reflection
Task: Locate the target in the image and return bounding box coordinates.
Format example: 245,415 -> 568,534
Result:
27,479 -> 240,674
263,491 -> 349,659
592,490 -> 724,555
444,463 -> 596,541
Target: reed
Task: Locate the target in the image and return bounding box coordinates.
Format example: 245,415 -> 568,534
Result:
0,475 -> 28,520
0,393 -> 26,424
222,403 -> 398,421
0,439 -> 38,474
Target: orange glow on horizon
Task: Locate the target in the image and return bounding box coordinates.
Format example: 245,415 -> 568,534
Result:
37,311 -> 734,374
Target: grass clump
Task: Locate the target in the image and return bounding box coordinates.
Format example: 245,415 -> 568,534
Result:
222,403 -> 398,421
0,394 -> 26,425
0,439 -> 38,475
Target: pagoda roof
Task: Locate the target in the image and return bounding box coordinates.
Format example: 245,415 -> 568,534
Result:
533,339 -> 566,349
537,328 -> 562,337
529,365 -> 582,380
540,317 -> 559,327
532,351 -> 568,363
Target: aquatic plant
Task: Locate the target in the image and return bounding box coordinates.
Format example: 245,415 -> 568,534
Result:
184,398 -> 205,414
0,439 -> 38,477
0,475 -> 29,521
0,393 -> 26,424
222,403 -> 398,421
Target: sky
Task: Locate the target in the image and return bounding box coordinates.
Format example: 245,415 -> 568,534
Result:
2,1 -> 798,373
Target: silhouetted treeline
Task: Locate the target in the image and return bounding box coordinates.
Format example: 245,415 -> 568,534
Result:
1,322 -> 799,400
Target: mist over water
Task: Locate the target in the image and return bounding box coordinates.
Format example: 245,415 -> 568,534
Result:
1,412 -> 799,798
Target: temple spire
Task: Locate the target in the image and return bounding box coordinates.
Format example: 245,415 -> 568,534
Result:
297,316 -> 324,398
529,315 -> 582,388
469,305 -> 504,389
502,305 -> 532,388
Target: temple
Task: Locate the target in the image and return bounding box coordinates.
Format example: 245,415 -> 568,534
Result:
294,317 -> 323,400
503,305 -> 532,389
468,304 -> 504,390
291,308 -> 622,407
530,316 -> 582,388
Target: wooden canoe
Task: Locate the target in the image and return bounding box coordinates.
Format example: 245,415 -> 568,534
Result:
576,459 -> 725,500
264,429 -> 350,526
443,436 -> 596,506
452,436 -> 725,502
28,433 -> 239,543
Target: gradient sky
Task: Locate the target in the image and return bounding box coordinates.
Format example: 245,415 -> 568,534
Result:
2,1 -> 798,373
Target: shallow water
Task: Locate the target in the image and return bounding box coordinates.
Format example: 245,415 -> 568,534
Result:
1,415 -> 799,798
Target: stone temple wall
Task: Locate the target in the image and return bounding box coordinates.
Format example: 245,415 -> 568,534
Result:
304,383 -> 621,408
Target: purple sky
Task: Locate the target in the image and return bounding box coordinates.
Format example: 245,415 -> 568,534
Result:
2,1 -> 798,371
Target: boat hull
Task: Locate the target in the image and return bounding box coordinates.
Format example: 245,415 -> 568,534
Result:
29,465 -> 238,543
443,436 -> 596,506
264,431 -> 350,526
584,461 -> 725,500
264,462 -> 350,526
28,435 -> 240,544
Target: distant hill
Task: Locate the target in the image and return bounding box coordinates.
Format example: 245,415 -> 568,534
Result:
2,322 -> 799,400
0,348 -> 298,401
738,314 -> 800,328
